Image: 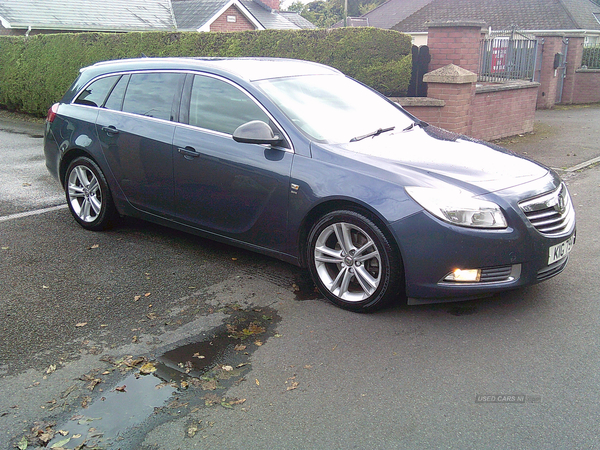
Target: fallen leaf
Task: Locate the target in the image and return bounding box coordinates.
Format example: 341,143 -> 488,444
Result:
234,344 -> 246,351
57,430 -> 69,436
254,340 -> 263,346
50,437 -> 70,448
286,381 -> 299,391
134,295 -> 141,301
115,385 -> 126,392
139,362 -> 157,374
131,336 -> 138,343
46,364 -> 56,374
222,365 -> 234,372
144,292 -> 151,297
193,353 -> 205,359
88,244 -> 99,249
255,379 -> 260,386
39,432 -> 53,443
75,322 -> 87,328
187,423 -> 199,437
17,436 -> 28,450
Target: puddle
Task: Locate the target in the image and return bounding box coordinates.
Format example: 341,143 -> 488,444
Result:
293,272 -> 321,301
43,307 -> 279,450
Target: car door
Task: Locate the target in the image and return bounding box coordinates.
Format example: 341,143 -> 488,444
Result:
96,72 -> 185,216
172,74 -> 293,251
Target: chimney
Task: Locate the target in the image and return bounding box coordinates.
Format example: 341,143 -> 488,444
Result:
261,0 -> 280,11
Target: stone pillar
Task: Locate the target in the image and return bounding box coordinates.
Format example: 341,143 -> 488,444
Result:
422,64 -> 477,136
560,35 -> 585,105
536,34 -> 567,109
427,21 -> 487,74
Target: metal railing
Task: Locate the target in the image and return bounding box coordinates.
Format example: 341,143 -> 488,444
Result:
479,30 -> 539,82
582,44 -> 600,69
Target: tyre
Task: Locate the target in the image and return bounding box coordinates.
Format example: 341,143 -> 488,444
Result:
307,210 -> 402,312
65,156 -> 116,231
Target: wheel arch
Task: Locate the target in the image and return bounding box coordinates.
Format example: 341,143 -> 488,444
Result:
297,198 -> 404,275
59,147 -> 96,187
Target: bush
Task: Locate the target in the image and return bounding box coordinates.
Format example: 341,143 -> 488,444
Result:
582,45 -> 600,69
0,28 -> 411,116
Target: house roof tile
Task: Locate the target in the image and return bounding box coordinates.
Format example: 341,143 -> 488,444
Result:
391,0 -> 600,33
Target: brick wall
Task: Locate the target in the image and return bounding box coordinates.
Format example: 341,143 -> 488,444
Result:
471,84 -> 539,140
210,5 -> 256,32
570,70 -> 600,104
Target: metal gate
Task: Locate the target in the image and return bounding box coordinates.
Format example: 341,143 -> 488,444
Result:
555,38 -> 569,103
479,29 -> 539,82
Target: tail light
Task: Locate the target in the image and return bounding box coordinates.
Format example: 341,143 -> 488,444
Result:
46,103 -> 59,123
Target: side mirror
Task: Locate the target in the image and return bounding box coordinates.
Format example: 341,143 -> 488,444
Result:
233,120 -> 282,145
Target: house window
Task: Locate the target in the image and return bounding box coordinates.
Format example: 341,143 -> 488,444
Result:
227,15 -> 237,23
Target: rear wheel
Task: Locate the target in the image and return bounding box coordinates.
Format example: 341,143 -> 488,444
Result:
307,210 -> 402,312
65,156 -> 116,231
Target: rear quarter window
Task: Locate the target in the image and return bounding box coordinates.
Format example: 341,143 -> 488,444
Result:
74,76 -> 119,107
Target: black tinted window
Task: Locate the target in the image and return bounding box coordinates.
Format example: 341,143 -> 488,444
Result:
189,75 -> 270,135
74,76 -> 118,107
122,72 -> 183,121
104,74 -> 129,111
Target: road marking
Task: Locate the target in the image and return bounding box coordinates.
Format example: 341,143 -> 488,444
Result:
0,204 -> 67,223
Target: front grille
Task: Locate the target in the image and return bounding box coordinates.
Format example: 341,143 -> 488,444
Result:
519,184 -> 575,236
480,266 -> 513,282
537,257 -> 569,281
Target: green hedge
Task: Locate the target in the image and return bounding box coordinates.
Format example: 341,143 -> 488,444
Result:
0,28 -> 411,116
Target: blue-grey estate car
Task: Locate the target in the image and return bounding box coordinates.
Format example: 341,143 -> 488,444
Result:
44,57 -> 576,312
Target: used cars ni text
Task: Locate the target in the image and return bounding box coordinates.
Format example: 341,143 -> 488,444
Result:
44,57 -> 575,312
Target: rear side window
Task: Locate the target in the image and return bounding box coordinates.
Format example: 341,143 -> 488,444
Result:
189,75 -> 270,135
121,72 -> 184,121
74,76 -> 118,107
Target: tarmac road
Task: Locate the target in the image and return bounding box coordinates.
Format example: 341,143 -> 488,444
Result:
0,106 -> 599,449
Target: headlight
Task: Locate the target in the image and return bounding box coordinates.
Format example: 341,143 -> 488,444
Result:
405,186 -> 507,229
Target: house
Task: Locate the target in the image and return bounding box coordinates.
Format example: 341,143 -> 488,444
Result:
0,0 -> 314,35
171,0 -> 315,32
357,0 -> 600,45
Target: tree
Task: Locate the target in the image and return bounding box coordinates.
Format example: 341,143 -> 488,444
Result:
284,0 -> 386,28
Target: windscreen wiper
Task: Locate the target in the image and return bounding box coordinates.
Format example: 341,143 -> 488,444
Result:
350,126 -> 395,143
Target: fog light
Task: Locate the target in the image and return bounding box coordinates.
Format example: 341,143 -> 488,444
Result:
444,268 -> 481,282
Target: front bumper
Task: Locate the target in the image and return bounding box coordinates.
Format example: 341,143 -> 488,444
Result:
392,185 -> 576,303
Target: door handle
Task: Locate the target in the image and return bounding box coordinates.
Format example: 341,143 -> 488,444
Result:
101,126 -> 119,135
178,146 -> 200,158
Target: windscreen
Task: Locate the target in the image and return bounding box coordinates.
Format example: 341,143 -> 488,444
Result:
255,74 -> 413,144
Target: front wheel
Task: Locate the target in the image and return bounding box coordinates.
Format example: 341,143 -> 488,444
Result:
307,210 -> 402,312
65,156 -> 116,231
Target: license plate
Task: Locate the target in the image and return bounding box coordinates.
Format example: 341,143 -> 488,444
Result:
548,236 -> 574,265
